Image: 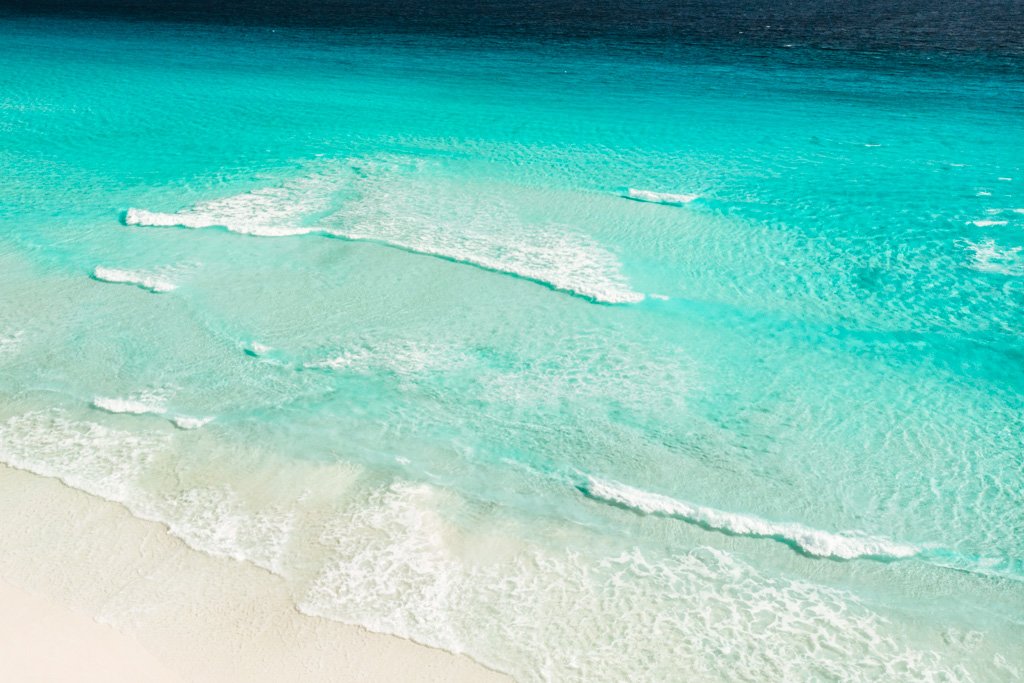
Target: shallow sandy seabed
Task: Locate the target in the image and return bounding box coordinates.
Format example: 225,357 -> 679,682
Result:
0,464 -> 510,683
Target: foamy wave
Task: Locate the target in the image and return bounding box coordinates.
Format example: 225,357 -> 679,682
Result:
92,396 -> 167,416
125,207 -> 315,237
172,416 -> 214,430
968,219 -> 1008,227
331,229 -> 644,304
333,164 -> 644,304
581,477 -> 920,560
0,410 -> 295,572
625,188 -> 700,206
125,166 -> 347,237
964,239 -> 1023,276
127,160 -> 643,304
92,266 -> 176,293
0,411 -> 993,682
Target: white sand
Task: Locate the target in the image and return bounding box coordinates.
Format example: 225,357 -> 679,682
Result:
0,464 -> 510,682
0,578 -> 183,682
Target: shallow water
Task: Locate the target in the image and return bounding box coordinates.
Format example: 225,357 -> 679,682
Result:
1,6 -> 1023,681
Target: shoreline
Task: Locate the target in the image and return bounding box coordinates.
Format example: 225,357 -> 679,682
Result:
0,463 -> 510,682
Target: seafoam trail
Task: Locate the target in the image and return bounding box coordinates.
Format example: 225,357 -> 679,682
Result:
92,266 -> 176,293
580,476 -> 921,560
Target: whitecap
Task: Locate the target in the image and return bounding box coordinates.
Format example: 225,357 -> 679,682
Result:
968,219 -> 1008,227
625,188 -> 700,206
92,266 -> 176,293
580,476 -> 920,560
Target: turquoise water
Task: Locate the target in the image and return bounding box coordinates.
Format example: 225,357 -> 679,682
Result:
1,13 -> 1023,681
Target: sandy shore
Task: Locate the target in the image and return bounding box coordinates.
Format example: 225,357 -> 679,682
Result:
0,464 -> 510,682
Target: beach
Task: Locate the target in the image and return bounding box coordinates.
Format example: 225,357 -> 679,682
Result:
0,464 -> 507,682
1,4 -> 1022,680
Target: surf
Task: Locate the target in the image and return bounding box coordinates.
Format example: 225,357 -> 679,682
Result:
92,266 -> 177,293
624,188 -> 700,206
580,476 -> 921,560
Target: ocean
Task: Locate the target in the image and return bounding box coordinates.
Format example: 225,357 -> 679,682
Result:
1,1 -> 1022,679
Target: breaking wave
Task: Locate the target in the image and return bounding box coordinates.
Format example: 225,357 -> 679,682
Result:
625,188 -> 700,206
581,476 -> 921,560
172,416 -> 214,430
126,161 -> 645,304
92,266 -> 176,293
92,396 -> 167,416
329,230 -> 645,304
124,165 -> 348,237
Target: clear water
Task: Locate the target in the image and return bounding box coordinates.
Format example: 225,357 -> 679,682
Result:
1,7 -> 1023,681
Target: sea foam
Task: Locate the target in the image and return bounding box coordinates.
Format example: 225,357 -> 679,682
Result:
125,165 -> 347,237
581,476 -> 920,560
331,228 -> 644,304
92,396 -> 167,416
0,411 -> 985,682
333,164 -> 645,304
92,266 -> 176,293
127,161 -> 643,304
172,416 -> 214,430
625,188 -> 700,206
964,239 -> 1023,276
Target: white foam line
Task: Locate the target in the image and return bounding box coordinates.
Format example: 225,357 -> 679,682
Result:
330,231 -> 646,304
92,397 -> 167,416
968,220 -> 1008,227
92,266 -> 176,293
582,476 -> 920,560
625,188 -> 700,206
125,207 -> 317,237
171,415 -> 214,430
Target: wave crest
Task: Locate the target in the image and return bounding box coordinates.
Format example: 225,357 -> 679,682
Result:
625,188 -> 700,206
92,396 -> 167,416
92,266 -> 176,293
581,476 -> 920,560
126,159 -> 646,304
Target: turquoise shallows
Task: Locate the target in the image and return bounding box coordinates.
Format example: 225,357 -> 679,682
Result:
1,16 -> 1022,682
